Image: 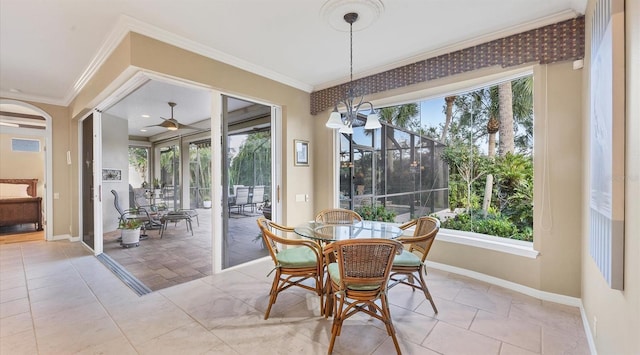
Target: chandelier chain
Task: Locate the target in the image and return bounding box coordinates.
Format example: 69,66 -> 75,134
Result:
350,19 -> 353,84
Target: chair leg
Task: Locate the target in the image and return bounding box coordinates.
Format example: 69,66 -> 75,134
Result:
328,293 -> 344,354
418,266 -> 438,313
160,221 -> 166,238
264,270 -> 281,320
380,293 -> 402,354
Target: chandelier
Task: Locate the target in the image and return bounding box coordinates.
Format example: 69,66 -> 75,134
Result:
325,12 -> 381,134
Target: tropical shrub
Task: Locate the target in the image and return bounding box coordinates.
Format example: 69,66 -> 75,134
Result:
355,203 -> 397,222
439,209 -> 532,241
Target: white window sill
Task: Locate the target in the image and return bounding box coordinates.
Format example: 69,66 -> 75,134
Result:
402,226 -> 539,258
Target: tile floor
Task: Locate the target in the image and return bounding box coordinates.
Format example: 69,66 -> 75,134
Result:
0,240 -> 590,354
103,209 -> 268,291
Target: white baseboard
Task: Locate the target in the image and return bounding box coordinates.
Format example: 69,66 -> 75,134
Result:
51,234 -> 80,242
579,303 -> 598,355
425,261 -> 596,354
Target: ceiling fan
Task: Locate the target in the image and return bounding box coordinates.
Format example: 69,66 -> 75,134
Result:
147,102 -> 201,131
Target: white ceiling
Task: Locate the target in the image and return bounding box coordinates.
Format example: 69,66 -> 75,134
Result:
1,0 -> 587,108
103,79 -> 258,138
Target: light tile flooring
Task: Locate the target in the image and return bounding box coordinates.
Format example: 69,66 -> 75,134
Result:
0,240 -> 590,354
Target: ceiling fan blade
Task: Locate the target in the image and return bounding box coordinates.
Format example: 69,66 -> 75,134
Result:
177,123 -> 202,131
144,123 -> 165,128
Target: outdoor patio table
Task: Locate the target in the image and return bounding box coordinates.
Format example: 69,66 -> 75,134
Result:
160,211 -> 193,238
294,220 -> 403,243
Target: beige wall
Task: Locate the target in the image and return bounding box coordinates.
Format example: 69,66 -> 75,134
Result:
581,0 -> 640,353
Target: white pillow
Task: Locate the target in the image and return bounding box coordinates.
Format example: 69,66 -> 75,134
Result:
0,183 -> 30,198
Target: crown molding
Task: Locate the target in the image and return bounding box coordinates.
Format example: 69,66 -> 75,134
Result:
0,90 -> 67,107
313,9 -> 582,91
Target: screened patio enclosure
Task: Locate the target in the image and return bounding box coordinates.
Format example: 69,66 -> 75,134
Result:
339,120 -> 449,222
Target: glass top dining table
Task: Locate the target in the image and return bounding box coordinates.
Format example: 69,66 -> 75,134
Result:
294,220 -> 404,243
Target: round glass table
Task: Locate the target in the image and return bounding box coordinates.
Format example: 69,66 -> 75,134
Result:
294,220 -> 403,243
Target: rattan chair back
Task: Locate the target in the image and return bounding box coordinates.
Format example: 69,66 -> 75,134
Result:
315,208 -> 363,224
400,216 -> 440,263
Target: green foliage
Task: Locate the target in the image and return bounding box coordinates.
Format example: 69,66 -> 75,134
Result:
229,132 -> 271,190
441,144 -> 491,211
355,203 -> 397,222
439,210 -> 532,241
118,219 -> 143,230
492,153 -> 533,230
189,144 -> 212,191
129,147 -> 149,184
378,103 -> 420,131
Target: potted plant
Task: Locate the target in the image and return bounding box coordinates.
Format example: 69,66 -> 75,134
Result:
152,178 -> 162,197
259,198 -> 272,219
118,218 -> 143,247
202,196 -> 212,209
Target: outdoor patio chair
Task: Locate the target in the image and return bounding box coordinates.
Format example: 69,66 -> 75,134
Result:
229,186 -> 251,214
324,238 -> 403,354
391,215 -> 440,313
315,208 -> 362,225
131,188 -> 164,229
248,185 -> 265,212
257,217 -> 324,320
111,189 -> 157,238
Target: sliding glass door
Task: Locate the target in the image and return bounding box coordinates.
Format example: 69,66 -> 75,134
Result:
221,96 -> 273,269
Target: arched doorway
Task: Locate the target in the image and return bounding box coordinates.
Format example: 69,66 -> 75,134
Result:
0,100 -> 53,241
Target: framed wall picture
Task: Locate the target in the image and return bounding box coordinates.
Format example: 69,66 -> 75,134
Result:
294,140 -> 309,166
102,168 -> 122,181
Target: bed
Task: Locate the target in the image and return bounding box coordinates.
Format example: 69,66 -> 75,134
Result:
0,178 -> 43,231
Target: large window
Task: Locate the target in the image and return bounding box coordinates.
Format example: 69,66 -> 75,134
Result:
340,74 -> 534,241
418,75 -> 533,241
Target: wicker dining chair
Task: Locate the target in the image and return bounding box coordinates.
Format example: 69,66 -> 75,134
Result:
315,208 -> 363,225
391,216 -> 440,313
324,238 -> 403,354
256,217 -> 324,319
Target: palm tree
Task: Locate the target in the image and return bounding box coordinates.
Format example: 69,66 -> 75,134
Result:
378,103 -> 420,129
377,103 -> 420,173
441,96 -> 456,142
498,81 -> 514,155
509,76 -> 534,153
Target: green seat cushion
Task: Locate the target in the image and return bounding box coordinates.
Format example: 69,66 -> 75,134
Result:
327,263 -> 382,291
276,247 -> 318,268
392,249 -> 422,267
